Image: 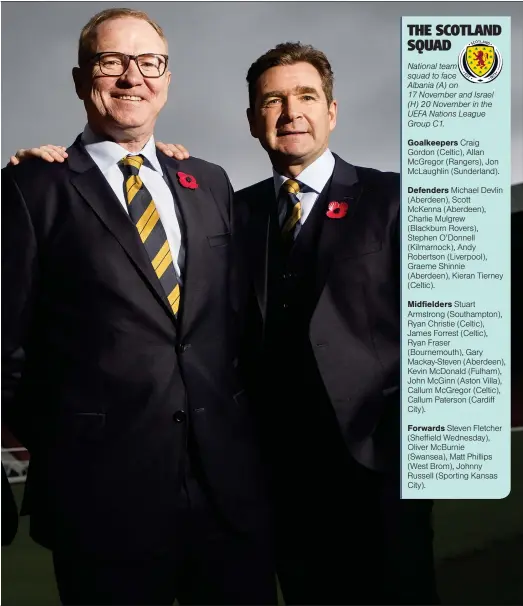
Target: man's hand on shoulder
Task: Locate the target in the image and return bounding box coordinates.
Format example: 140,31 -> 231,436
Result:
155,142 -> 190,160
6,142 -> 191,166
7,145 -> 68,166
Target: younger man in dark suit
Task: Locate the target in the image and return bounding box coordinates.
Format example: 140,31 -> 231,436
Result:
232,42 -> 438,606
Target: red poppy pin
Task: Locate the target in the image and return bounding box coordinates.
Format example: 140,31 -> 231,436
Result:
177,171 -> 198,190
326,201 -> 348,219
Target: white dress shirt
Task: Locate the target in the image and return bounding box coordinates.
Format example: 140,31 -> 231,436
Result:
273,148 -> 335,238
81,125 -> 183,278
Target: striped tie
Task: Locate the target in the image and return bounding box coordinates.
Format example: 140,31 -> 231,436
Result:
120,155 -> 181,316
280,179 -> 302,248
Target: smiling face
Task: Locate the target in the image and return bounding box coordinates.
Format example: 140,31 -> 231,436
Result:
73,16 -> 171,145
247,62 -> 337,176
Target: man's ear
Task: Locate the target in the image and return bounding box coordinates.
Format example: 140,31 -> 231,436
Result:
72,67 -> 84,100
328,99 -> 338,132
246,107 -> 258,139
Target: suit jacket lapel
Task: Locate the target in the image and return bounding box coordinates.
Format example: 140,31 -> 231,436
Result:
67,137 -> 174,319
286,176 -> 330,266
315,155 -> 363,295
160,156 -> 228,332
245,180 -> 274,324
245,160 -> 363,320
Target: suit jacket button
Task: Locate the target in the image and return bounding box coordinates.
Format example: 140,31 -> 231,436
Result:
173,410 -> 186,423
177,343 -> 191,354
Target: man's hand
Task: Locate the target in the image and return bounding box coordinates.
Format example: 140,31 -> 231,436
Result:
7,142 -> 190,166
8,145 -> 68,166
155,142 -> 190,160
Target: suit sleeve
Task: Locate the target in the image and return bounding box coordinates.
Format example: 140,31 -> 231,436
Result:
218,168 -> 247,350
1,169 -> 39,446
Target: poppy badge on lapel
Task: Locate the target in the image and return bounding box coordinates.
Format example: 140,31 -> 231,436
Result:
177,171 -> 199,189
326,201 -> 348,219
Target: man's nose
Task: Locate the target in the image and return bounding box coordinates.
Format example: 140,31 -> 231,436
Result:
283,97 -> 303,119
119,59 -> 144,86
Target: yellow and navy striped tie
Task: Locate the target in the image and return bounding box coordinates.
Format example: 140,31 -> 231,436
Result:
120,155 -> 181,316
281,179 -> 302,243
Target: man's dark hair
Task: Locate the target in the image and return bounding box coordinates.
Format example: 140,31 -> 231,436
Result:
246,42 -> 334,109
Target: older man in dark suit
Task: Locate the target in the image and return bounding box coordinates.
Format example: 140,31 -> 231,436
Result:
8,40 -> 439,606
1,8 -> 276,606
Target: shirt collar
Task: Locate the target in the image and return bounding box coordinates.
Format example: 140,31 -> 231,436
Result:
81,124 -> 163,175
273,148 -> 335,197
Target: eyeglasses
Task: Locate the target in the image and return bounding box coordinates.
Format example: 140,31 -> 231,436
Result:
90,52 -> 169,78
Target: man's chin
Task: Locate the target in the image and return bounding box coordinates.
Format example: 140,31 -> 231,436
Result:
107,114 -> 149,131
272,147 -> 311,163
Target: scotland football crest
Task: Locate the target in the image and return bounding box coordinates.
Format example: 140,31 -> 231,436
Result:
458,40 -> 503,83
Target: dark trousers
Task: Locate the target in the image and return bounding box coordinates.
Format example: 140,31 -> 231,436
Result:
274,445 -> 439,605
52,448 -> 277,606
